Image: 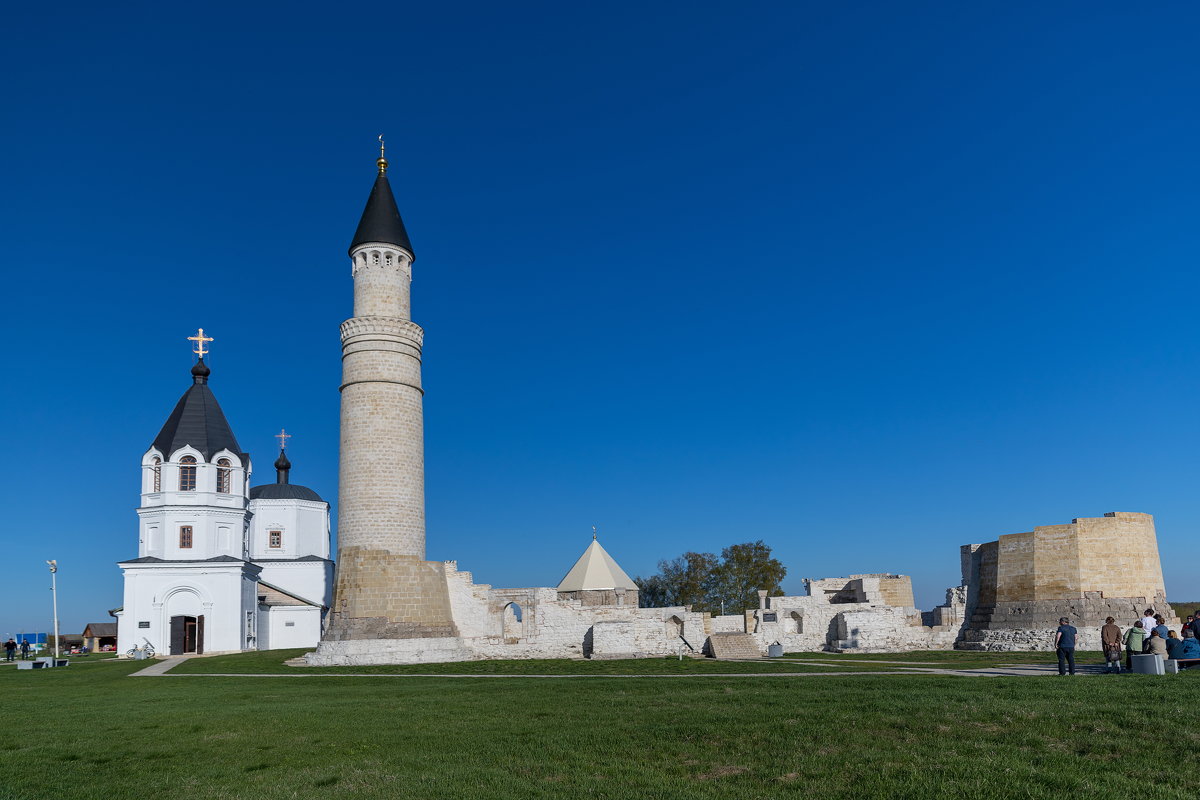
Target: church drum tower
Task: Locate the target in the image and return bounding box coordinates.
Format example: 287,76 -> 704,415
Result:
316,144 -> 459,649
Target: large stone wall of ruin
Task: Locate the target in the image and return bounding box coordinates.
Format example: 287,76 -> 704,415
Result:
972,512 -> 1168,607
958,512 -> 1175,645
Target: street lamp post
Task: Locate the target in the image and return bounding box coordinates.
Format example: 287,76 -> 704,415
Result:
46,560 -> 59,659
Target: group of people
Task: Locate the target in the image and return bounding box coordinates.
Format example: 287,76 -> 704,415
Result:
3,638 -> 31,661
1054,608 -> 1200,675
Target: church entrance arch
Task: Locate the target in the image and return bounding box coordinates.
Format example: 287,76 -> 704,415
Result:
169,615 -> 205,655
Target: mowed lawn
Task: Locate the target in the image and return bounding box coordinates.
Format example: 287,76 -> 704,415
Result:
2,654 -> 1197,800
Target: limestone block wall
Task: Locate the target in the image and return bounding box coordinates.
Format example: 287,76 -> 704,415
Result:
337,317 -> 426,559
710,615 -> 745,633
557,589 -> 640,607
325,553 -> 458,640
873,575 -> 916,609
975,512 -> 1168,606
801,575 -> 915,608
441,562 -> 706,660
836,608 -> 961,652
1075,513 -> 1167,601
317,560 -> 970,663
962,512 -> 1175,640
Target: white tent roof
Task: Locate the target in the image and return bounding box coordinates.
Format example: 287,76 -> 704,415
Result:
556,538 -> 639,592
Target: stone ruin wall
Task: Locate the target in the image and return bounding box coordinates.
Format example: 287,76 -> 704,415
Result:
307,511 -> 1176,664
960,511 -> 1176,651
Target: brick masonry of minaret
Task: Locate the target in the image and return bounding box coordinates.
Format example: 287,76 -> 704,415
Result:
323,243 -> 459,640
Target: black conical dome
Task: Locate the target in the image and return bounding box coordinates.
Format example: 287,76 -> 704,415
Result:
151,361 -> 246,462
349,173 -> 414,257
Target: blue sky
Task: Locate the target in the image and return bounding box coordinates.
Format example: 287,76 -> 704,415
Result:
3,2 -> 1200,635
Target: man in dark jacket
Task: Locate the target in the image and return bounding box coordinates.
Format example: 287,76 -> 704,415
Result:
3,639 -> 15,661
1055,617 -> 1078,676
1189,611 -> 1200,640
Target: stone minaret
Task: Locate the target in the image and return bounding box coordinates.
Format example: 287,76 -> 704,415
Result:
322,143 -> 458,642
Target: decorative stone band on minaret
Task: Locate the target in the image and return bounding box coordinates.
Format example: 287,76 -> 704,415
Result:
315,156 -> 461,647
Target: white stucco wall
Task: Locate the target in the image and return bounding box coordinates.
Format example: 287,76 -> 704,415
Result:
259,605 -> 322,650
117,563 -> 259,655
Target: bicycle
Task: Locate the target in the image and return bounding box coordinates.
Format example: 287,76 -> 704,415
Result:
126,640 -> 156,658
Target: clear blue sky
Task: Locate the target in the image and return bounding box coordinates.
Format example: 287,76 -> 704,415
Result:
3,2 -> 1200,636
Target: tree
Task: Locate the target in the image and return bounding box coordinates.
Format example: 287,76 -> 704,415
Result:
709,540 -> 786,614
632,573 -> 670,608
635,541 -> 786,613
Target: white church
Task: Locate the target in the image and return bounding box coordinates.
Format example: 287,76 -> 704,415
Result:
115,351 -> 333,655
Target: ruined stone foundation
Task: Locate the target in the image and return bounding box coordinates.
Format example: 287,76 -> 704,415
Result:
323,551 -> 459,641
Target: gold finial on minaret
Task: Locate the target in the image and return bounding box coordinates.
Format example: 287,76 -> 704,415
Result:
187,327 -> 213,359
377,134 -> 388,176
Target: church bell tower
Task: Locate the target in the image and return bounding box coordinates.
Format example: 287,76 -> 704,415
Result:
321,140 -> 458,643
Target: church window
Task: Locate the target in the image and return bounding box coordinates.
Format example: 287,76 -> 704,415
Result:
216,458 -> 232,494
179,526 -> 193,549
179,456 -> 197,491
372,251 -> 380,265
152,458 -> 161,492
269,530 -> 282,548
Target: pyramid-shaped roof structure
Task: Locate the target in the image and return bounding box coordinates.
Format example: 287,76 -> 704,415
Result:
151,360 -> 246,462
556,538 -> 639,592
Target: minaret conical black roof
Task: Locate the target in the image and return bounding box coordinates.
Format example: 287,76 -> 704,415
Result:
349,171 -> 414,257
151,359 -> 247,462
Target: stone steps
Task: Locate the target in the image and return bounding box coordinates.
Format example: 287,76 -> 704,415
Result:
707,632 -> 763,659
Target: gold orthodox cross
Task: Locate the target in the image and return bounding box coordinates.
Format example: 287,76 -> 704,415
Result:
276,428 -> 292,450
187,328 -> 213,358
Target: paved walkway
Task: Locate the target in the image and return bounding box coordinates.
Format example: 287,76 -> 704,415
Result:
136,659 -> 1122,679
130,655 -> 193,676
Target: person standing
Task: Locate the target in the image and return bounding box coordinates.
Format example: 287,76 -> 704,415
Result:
1190,611 -> 1200,640
1153,615 -> 1169,640
18,640 -> 30,660
1055,617 -> 1078,676
1101,617 -> 1123,673
1123,620 -> 1146,671
3,639 -> 15,661
1142,609 -> 1159,638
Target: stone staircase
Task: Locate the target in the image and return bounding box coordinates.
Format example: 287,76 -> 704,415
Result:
707,632 -> 763,659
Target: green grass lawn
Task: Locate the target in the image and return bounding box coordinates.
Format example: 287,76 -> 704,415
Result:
3,653 -> 1198,800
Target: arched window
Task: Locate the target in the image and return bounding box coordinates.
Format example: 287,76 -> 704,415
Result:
216,458 -> 232,494
152,457 -> 161,492
179,456 -> 197,491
